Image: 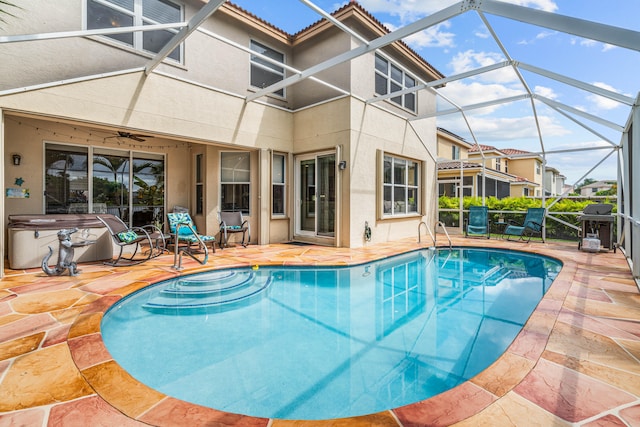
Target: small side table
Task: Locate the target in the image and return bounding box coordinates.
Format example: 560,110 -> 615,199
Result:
495,221 -> 508,239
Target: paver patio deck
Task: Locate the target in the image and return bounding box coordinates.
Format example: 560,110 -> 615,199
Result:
1,236 -> 639,426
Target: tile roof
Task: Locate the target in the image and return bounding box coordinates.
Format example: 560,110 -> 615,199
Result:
468,144 -> 498,152
227,1 -> 444,80
226,2 -> 292,38
437,161 -> 482,170
501,148 -> 534,156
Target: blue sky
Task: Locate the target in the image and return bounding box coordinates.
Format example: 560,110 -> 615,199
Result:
232,0 -> 640,186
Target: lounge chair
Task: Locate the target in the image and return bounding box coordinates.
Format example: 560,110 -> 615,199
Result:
97,215 -> 165,266
464,205 -> 490,239
218,211 -> 250,248
503,207 -> 546,242
166,212 -> 216,254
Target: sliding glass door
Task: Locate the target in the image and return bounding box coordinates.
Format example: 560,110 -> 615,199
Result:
296,152 -> 335,239
45,143 -> 164,228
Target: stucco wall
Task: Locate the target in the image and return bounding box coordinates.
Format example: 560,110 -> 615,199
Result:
290,97 -> 438,248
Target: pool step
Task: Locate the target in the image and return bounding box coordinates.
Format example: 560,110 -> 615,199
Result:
142,270 -> 271,311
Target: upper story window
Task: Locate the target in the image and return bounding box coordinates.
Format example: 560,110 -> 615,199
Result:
87,0 -> 182,62
250,40 -> 285,97
496,158 -> 502,172
451,145 -> 460,160
375,53 -> 417,113
536,162 -> 541,175
381,153 -> 420,217
504,160 -> 508,173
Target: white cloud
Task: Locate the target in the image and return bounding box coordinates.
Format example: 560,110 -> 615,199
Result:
533,85 -> 557,100
502,0 -> 558,12
437,114 -> 570,143
545,140 -> 618,183
386,21 -> 456,48
586,82 -> 627,111
517,30 -> 558,45
356,0 -> 458,19
570,37 -> 617,52
474,27 -> 490,39
448,50 -> 516,84
438,80 -> 524,112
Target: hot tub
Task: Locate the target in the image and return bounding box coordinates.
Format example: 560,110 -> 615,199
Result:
8,214 -> 114,269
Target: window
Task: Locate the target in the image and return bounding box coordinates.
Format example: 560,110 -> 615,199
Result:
536,162 -> 541,175
451,145 -> 460,160
93,149 -> 165,227
250,40 -> 285,97
504,160 -> 508,173
45,144 -> 89,214
496,158 -> 502,172
481,177 -> 511,199
87,0 -> 182,62
221,152 -> 250,215
523,188 -> 530,196
46,143 -> 165,227
438,177 -> 473,197
382,154 -> 420,216
272,153 -> 286,216
375,53 -> 417,112
195,154 -> 203,215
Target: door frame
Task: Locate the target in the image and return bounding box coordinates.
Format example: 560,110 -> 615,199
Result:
293,150 -> 337,244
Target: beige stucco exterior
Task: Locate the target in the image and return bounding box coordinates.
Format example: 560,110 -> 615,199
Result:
0,1 -> 444,272
436,129 -> 472,161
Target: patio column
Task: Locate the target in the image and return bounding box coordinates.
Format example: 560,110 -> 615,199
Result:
0,109 -> 4,277
630,101 -> 640,279
257,148 -> 270,245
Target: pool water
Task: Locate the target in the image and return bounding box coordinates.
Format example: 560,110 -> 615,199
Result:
101,248 -> 561,420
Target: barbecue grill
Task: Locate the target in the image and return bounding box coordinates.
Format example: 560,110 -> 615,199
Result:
578,203 -> 615,252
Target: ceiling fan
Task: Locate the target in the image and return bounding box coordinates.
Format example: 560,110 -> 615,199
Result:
107,131 -> 155,142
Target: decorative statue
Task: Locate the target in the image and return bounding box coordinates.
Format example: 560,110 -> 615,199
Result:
42,228 -> 80,276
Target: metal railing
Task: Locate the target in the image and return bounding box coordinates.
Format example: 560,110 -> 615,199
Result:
172,222 -> 209,270
418,221 -> 452,248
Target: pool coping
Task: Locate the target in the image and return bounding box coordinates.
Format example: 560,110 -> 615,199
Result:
66,242 -> 577,426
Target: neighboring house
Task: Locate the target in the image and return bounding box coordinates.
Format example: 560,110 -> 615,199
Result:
0,0 -> 445,262
544,166 -> 567,197
436,131 -> 512,198
437,161 -> 513,198
436,128 -> 473,161
580,180 -> 617,196
436,133 -> 550,199
468,145 -> 543,197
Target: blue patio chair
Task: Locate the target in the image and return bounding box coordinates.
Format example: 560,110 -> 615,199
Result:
464,205 -> 490,239
503,208 -> 546,242
167,212 -> 216,253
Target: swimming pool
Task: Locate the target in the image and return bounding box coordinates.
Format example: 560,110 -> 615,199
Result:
101,247 -> 561,420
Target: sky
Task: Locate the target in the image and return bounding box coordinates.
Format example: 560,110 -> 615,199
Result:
232,0 -> 640,186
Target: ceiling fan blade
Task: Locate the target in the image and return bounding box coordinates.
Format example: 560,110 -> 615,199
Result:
114,131 -> 154,142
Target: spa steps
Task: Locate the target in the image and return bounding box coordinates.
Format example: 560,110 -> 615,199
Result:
142,270 -> 271,312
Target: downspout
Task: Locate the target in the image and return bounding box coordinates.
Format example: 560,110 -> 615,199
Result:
335,144 -> 342,247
